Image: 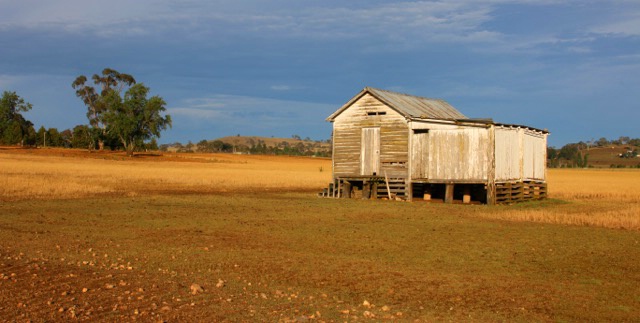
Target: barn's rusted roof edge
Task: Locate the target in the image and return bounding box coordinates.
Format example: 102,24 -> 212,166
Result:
491,122 -> 550,134
409,117 -> 549,134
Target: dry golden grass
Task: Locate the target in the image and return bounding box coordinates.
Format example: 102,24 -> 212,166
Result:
1,149 -> 639,230
0,149 -> 332,200
480,168 -> 640,230
548,168 -> 640,201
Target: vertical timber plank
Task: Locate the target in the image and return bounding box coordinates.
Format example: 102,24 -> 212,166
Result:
487,125 -> 497,205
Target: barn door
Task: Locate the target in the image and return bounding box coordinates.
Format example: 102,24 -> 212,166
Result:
411,130 -> 429,178
361,128 -> 380,175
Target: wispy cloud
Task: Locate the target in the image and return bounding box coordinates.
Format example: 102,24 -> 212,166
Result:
166,93 -> 335,140
0,0 -> 156,27
170,94 -> 334,125
0,74 -> 24,89
442,84 -> 515,99
590,9 -> 640,37
5,0 -> 629,55
270,85 -> 294,91
0,1 -> 503,45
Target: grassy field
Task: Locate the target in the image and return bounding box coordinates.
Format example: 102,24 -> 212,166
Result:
0,148 -> 331,200
1,148 -> 639,321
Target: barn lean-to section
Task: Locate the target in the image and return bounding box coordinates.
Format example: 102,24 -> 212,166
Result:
321,87 -> 548,204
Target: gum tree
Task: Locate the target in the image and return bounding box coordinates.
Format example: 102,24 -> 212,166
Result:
72,68 -> 136,150
0,91 -> 34,145
103,83 -> 172,156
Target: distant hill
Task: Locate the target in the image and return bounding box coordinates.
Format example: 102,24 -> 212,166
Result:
548,138 -> 640,168
162,136 -> 331,157
216,135 -> 328,148
579,146 -> 639,168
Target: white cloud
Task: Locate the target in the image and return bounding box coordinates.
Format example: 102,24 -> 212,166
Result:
553,60 -> 640,95
169,94 -> 334,125
166,93 -> 336,140
8,0 -> 629,55
566,46 -> 592,54
3,0 -> 632,42
0,74 -> 25,89
266,2 -> 503,44
442,83 -> 515,98
270,85 -> 293,91
169,107 -> 223,119
0,0 -> 156,26
0,1 -> 504,45
591,12 -> 640,37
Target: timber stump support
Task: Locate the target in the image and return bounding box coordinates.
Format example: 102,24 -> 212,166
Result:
342,181 -> 351,199
423,184 -> 431,201
462,186 -> 471,204
445,184 -> 454,204
371,182 -> 378,200
362,181 -> 371,200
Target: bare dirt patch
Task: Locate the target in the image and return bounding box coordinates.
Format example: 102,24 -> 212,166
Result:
1,195 -> 639,321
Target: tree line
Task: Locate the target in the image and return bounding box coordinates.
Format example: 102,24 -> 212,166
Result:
163,137 -> 331,157
0,68 -> 171,156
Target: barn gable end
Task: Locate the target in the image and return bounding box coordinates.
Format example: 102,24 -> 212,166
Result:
332,93 -> 409,178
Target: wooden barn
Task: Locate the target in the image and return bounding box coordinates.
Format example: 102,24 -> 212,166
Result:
321,87 -> 548,204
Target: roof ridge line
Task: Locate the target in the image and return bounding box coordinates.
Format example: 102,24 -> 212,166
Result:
365,86 -> 446,102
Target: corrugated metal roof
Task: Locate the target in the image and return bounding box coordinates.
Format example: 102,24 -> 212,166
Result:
327,87 -> 467,121
326,87 -> 549,134
367,87 -> 467,119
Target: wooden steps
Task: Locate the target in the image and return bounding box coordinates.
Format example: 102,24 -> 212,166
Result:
318,180 -> 339,198
376,178 -> 407,199
318,177 -> 408,200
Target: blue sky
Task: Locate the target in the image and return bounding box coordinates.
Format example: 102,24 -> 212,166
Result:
1,0 -> 638,147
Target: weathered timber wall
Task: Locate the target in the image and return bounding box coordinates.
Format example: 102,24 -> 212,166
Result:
332,93 -> 409,178
410,131 -> 429,179
495,128 -> 522,181
495,127 -> 547,182
428,128 -> 490,181
523,130 -> 546,181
